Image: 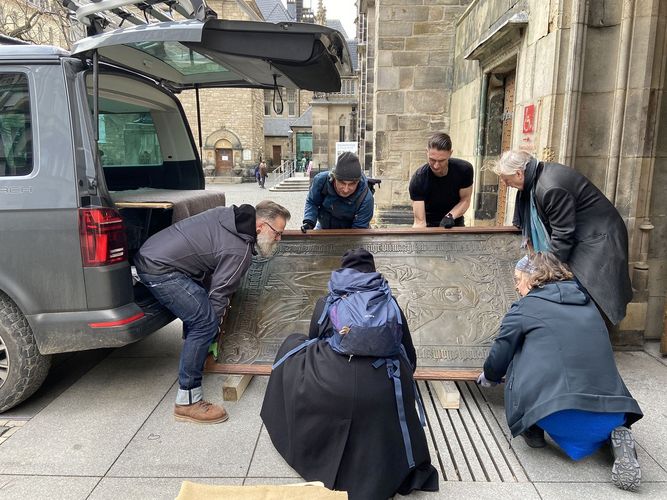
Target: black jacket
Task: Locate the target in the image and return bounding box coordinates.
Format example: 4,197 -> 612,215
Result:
530,162 -> 632,324
483,280 -> 642,437
134,206 -> 256,318
261,298 -> 438,500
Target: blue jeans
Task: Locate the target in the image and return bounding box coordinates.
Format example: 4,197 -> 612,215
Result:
138,271 -> 219,403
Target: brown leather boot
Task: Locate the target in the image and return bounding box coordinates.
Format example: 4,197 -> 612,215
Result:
174,400 -> 229,424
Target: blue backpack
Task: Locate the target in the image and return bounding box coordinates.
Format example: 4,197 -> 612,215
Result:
319,268 -> 403,358
273,267 -> 425,468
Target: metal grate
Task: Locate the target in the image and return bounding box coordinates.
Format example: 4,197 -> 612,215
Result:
419,381 -> 528,482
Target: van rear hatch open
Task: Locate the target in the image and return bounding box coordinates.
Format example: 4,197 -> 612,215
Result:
71,19 -> 353,93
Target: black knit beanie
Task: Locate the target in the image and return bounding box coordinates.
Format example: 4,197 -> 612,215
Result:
340,248 -> 376,273
332,152 -> 362,181
233,204 -> 256,238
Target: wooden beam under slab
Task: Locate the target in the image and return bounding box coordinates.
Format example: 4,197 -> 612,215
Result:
204,355 -> 480,381
431,380 -> 461,409
222,374 -> 253,402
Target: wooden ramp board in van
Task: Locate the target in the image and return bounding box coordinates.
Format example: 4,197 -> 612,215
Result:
206,227 -> 522,378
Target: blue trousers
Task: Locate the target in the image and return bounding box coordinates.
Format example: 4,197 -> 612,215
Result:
538,410 -> 626,460
138,271 -> 219,397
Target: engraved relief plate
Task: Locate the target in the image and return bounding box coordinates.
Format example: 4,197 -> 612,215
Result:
218,230 -> 522,370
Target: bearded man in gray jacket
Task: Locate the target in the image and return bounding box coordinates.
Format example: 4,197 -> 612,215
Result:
135,200 -> 290,424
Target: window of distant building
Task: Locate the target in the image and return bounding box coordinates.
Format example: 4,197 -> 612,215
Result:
263,90 -> 272,116
286,88 -> 296,116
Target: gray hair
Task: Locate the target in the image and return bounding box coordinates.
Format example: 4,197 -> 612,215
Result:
492,150 -> 534,176
255,200 -> 291,223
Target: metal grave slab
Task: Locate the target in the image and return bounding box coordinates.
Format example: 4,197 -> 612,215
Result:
210,228 -> 522,378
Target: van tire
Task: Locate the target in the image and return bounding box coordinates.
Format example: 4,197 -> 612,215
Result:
0,292 -> 51,413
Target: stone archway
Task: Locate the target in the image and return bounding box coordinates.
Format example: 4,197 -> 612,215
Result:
204,128 -> 243,176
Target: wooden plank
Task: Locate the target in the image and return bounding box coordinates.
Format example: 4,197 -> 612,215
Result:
115,201 -> 174,209
204,358 -> 480,381
222,374 -> 253,402
280,226 -> 520,238
432,380 -> 460,409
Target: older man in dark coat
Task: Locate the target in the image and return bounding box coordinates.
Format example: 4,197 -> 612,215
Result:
492,150 -> 632,325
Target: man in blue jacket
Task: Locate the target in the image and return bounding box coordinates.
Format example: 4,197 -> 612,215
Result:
301,152 -> 374,231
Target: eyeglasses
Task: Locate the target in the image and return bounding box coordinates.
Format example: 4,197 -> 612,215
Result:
264,221 -> 283,238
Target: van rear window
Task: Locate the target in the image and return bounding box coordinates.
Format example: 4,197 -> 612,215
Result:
98,112 -> 162,167
0,73 -> 32,177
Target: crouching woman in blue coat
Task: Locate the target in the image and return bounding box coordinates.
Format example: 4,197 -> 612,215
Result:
478,253 -> 643,491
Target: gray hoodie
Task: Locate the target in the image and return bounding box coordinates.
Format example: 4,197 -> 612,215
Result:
134,206 -> 255,318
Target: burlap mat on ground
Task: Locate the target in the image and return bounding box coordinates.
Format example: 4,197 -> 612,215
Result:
176,481 -> 347,500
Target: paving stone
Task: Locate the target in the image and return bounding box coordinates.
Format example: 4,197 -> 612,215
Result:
107,375 -> 267,478
614,351 -> 667,469
109,320 -> 183,359
0,356 -> 178,476
246,426 -> 300,478
89,477 -> 243,500
644,341 -> 667,367
0,475 -> 99,500
394,482 -> 541,499
1,350 -> 111,420
534,481 -> 667,499
205,182 -> 309,231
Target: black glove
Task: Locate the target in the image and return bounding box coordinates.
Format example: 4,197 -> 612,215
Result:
439,213 -> 455,229
300,220 -> 315,233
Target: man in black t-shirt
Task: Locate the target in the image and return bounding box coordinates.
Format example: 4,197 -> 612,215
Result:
409,132 -> 473,228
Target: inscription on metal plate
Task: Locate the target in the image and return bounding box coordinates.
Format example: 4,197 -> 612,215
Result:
218,231 -> 522,369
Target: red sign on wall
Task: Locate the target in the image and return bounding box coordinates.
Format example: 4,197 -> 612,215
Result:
523,104 -> 535,134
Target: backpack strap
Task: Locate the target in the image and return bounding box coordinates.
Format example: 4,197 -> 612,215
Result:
272,338 -> 318,370
397,344 -> 425,427
372,357 -> 416,469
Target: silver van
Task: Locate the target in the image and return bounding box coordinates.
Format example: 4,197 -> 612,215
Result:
0,19 -> 351,411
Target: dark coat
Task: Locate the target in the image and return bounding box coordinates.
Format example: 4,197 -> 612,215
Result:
260,298 -> 438,500
532,162 -> 633,324
483,280 -> 643,437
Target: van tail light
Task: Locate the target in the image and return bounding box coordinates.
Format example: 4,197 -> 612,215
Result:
79,207 -> 127,266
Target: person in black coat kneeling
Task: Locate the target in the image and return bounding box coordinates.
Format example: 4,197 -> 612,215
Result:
261,248 -> 438,500
478,252 -> 643,491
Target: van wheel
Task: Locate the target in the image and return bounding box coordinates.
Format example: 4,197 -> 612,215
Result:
0,292 -> 51,413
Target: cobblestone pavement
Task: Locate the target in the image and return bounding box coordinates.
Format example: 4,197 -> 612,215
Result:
206,180 -> 308,230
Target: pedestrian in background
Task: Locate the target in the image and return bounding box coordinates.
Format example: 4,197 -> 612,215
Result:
259,159 -> 268,189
